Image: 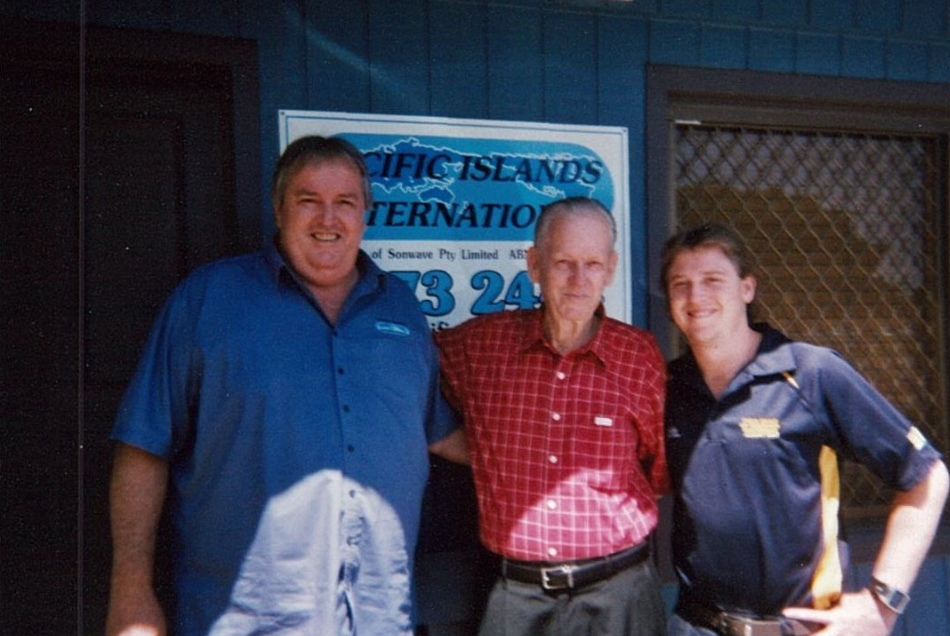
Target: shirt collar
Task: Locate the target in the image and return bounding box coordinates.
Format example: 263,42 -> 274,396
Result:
520,304 -> 610,366
676,323 -> 797,395
264,239 -> 385,296
744,323 -> 796,378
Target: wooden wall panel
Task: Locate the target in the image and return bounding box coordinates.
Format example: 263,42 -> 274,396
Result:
542,10 -> 598,124
304,0 -> 372,113
486,4 -> 544,121
368,0 -> 430,115
429,1 -> 489,118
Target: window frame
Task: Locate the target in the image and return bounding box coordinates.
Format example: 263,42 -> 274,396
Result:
645,65 -> 950,532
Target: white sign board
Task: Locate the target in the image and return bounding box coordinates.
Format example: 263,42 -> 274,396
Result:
279,110 -> 630,328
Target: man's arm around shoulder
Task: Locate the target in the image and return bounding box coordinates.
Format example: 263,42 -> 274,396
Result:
429,428 -> 471,465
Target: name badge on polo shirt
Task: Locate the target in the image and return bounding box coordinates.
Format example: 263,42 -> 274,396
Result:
739,417 -> 781,439
375,320 -> 410,336
594,416 -> 613,427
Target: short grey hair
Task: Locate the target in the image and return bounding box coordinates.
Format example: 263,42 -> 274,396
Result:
534,197 -> 617,249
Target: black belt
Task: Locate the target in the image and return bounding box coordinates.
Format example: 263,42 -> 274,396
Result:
677,597 -> 814,636
499,542 -> 649,591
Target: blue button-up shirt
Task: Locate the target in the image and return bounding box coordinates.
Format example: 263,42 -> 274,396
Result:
113,245 -> 455,636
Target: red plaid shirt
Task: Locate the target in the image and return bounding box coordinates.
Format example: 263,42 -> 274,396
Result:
436,308 -> 668,562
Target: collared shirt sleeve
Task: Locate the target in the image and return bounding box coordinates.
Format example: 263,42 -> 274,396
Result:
111,274 -> 199,459
802,344 -> 943,491
636,334 -> 670,497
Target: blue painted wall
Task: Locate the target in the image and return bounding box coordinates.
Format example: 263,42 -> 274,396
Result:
7,0 -> 947,324
5,0 -> 948,632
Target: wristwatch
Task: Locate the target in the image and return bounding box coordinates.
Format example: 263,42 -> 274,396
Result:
870,577 -> 910,614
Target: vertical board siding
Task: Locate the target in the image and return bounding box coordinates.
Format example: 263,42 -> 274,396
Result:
662,0 -> 711,21
712,0 -> 760,23
932,42 -> 950,82
486,4 -> 544,121
238,0 -> 308,239
886,39 -> 931,81
811,0 -> 856,30
650,18 -> 702,66
368,1 -> 429,115
796,32 -> 843,75
305,0 -> 372,113
542,10 -> 599,125
429,1 -> 489,118
700,24 -> 748,69
748,26 -> 796,71
855,0 -> 903,35
762,0 -> 808,27
842,34 -> 888,77
597,14 -> 650,326
3,0 -> 949,633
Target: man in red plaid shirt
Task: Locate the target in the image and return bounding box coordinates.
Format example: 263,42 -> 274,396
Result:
431,197 -> 668,636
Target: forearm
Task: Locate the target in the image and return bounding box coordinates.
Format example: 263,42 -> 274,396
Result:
872,459 -> 949,590
428,428 -> 471,465
109,443 -> 169,588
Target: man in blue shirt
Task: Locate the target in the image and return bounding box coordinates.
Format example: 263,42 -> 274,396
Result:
106,136 -> 461,636
661,223 -> 948,636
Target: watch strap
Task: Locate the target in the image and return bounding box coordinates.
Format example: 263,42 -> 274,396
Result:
870,577 -> 910,614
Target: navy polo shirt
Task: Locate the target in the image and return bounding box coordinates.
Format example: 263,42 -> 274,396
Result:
113,245 -> 455,635
666,324 -> 941,616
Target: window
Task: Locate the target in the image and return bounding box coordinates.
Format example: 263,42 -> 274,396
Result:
646,66 -> 950,517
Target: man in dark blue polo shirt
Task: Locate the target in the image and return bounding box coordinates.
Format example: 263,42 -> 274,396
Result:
661,223 -> 948,636
105,136 -> 460,636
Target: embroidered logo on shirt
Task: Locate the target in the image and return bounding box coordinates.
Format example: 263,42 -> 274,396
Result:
375,320 -> 410,336
594,416 -> 613,427
907,426 -> 928,451
739,417 -> 781,439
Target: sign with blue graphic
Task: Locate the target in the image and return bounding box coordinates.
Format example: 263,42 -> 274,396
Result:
280,111 -> 630,327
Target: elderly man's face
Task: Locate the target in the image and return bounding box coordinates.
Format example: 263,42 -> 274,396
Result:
275,159 -> 367,297
527,211 -> 617,326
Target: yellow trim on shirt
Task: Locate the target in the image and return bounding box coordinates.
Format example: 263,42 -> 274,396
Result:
811,445 -> 843,609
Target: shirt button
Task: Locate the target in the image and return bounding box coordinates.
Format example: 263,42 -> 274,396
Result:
552,413 -> 561,421
547,547 -> 559,558
343,405 -> 350,412
349,490 -> 357,498
548,455 -> 558,464
546,499 -> 557,510
347,445 -> 355,453
556,371 -> 566,380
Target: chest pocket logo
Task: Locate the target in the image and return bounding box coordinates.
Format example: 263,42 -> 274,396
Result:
739,417 -> 781,439
375,320 -> 410,336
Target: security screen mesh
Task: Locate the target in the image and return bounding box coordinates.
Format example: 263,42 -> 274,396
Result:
673,124 -> 945,516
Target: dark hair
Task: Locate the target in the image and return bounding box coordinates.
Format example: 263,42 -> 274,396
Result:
659,222 -> 756,293
270,135 -> 372,211
534,197 -> 617,249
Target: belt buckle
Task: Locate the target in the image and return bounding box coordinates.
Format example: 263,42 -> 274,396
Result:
719,613 -> 785,636
540,564 -> 576,590
718,614 -> 753,636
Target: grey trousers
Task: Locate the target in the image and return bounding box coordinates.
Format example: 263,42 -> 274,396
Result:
477,558 -> 667,636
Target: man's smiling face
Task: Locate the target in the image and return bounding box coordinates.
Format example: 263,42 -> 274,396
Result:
275,158 -> 367,297
666,244 -> 756,348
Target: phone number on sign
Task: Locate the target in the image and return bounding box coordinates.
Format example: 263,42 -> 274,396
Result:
392,270 -> 539,317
